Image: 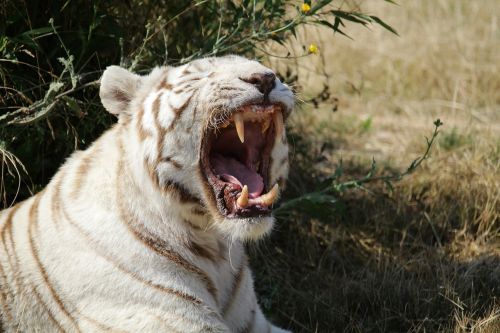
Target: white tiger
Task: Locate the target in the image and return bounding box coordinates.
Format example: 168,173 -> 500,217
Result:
0,55 -> 294,332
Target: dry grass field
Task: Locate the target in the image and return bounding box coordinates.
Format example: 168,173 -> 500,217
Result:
253,1 -> 500,332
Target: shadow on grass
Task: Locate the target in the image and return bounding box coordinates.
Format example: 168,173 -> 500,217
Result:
249,161 -> 500,333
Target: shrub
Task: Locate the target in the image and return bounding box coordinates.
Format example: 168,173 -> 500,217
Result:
0,0 -> 397,207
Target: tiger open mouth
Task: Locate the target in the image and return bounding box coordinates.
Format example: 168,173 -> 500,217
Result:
200,103 -> 283,218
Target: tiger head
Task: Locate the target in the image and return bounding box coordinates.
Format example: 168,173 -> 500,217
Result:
99,55 -> 294,240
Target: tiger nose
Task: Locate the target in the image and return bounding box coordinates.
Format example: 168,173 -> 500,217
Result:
240,72 -> 276,95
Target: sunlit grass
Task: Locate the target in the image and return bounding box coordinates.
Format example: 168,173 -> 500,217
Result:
254,0 -> 500,331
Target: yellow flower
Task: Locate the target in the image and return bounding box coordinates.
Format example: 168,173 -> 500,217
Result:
301,3 -> 311,14
308,43 -> 318,54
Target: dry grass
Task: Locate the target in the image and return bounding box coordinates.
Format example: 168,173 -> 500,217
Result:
0,147 -> 29,208
253,1 -> 500,332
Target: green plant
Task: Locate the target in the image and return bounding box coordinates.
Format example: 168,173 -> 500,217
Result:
0,0 -> 397,206
359,116 -> 373,133
439,127 -> 472,151
275,119 -> 444,219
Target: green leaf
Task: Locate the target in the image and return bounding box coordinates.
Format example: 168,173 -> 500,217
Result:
18,26 -> 55,37
384,180 -> 394,193
62,96 -> 84,118
317,19 -> 336,30
327,17 -> 352,39
309,0 -> 332,15
57,56 -> 78,88
43,82 -> 64,103
275,192 -> 339,219
369,15 -> 399,36
331,10 -> 369,25
333,159 -> 344,179
333,16 -> 342,30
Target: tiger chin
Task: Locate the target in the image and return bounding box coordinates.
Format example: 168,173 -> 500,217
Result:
0,55 -> 294,332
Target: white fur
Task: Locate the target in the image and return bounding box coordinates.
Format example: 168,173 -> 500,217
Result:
0,56 -> 294,332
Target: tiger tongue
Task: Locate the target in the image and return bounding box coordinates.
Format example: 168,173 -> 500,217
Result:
211,155 -> 264,198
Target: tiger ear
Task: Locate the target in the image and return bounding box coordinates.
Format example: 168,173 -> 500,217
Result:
99,66 -> 141,116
